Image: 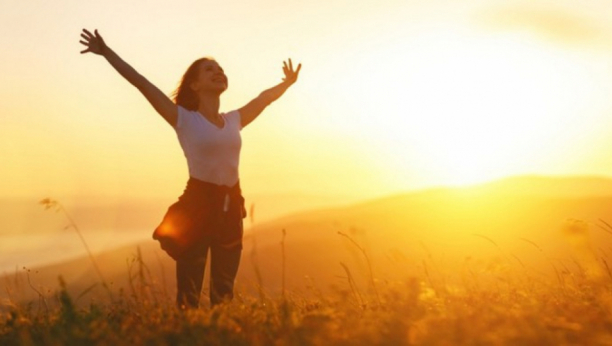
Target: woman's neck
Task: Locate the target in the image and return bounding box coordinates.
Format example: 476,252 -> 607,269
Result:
197,93 -> 221,117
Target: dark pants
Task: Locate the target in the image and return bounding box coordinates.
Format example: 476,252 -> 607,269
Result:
176,236 -> 242,308
154,178 -> 245,309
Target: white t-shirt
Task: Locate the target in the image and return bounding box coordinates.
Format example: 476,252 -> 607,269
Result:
174,106 -> 242,186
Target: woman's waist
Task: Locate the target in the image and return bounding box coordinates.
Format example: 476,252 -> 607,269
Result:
183,177 -> 242,198
186,165 -> 239,187
177,177 -> 246,217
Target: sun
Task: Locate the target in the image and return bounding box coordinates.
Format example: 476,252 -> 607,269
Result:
337,28 -> 603,188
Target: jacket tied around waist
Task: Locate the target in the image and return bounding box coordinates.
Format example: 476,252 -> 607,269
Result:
153,177 -> 246,260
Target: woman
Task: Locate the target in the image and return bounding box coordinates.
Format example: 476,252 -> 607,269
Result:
79,29 -> 301,308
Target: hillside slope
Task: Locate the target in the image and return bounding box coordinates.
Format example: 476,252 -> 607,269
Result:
5,175 -> 612,303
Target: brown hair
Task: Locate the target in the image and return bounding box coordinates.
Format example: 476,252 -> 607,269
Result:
171,58 -> 211,111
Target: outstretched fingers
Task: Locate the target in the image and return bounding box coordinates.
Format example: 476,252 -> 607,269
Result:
81,30 -> 94,44
282,58 -> 301,84
288,59 -> 301,74
79,28 -> 105,55
79,29 -> 93,54
82,29 -> 94,38
79,40 -> 90,54
283,59 -> 296,72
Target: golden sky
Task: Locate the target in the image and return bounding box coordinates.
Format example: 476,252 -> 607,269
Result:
3,0 -> 612,207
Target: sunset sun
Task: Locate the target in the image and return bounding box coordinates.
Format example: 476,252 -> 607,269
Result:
337,27 -> 609,188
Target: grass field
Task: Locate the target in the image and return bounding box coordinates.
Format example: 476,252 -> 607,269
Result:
2,236 -> 612,345
3,186 -> 612,345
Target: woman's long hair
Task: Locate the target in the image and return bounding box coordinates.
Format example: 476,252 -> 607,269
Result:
172,58 -> 211,111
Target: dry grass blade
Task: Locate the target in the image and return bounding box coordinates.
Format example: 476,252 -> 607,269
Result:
519,237 -> 544,252
339,262 -> 364,308
40,198 -> 113,300
338,231 -> 380,306
596,219 -> 612,236
473,233 -> 501,251
281,229 -> 286,300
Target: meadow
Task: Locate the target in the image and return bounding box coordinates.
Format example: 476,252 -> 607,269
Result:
2,243 -> 612,345
2,176 -> 612,345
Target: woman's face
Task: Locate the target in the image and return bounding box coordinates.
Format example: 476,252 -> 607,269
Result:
192,59 -> 228,94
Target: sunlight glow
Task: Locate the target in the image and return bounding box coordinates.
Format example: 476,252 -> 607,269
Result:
338,28 -> 607,187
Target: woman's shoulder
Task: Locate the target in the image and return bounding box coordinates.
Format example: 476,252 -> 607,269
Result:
224,110 -> 242,129
176,106 -> 199,128
178,105 -> 198,116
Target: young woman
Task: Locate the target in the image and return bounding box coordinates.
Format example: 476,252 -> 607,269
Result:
79,29 -> 301,308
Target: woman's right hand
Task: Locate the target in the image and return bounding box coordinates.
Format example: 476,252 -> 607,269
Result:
79,29 -> 106,55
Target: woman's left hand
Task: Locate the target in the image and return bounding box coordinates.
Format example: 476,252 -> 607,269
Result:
282,59 -> 301,85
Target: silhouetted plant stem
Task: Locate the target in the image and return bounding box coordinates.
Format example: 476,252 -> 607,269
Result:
338,231 -> 380,306
340,262 -> 364,308
281,229 -> 286,300
40,198 -> 113,300
250,236 -> 265,302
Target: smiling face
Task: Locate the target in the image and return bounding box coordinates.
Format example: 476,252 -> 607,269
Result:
190,59 -> 228,95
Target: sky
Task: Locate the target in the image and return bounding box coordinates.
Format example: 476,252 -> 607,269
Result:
3,0 -> 612,212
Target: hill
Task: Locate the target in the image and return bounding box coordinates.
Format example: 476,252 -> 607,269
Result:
4,175 -> 612,304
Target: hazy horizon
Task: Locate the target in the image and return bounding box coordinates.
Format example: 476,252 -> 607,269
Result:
5,173 -> 612,234
3,173 -> 612,275
4,173 -> 612,300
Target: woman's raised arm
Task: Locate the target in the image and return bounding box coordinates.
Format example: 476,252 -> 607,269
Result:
238,59 -> 301,128
79,29 -> 178,127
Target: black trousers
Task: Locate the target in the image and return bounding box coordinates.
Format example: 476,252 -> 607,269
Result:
155,178 -> 245,308
176,237 -> 241,308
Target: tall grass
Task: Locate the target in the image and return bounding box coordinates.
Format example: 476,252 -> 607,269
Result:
2,256 -> 612,345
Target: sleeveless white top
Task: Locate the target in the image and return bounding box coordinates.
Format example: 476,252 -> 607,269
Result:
174,106 -> 242,186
